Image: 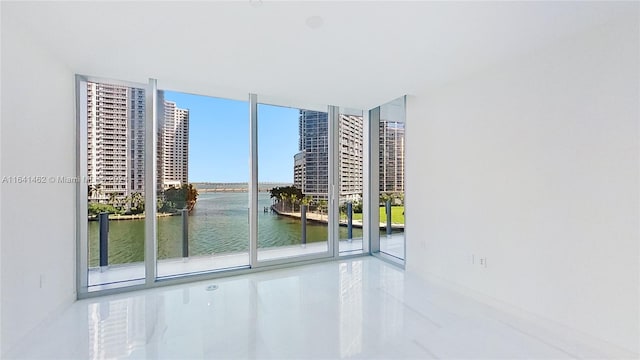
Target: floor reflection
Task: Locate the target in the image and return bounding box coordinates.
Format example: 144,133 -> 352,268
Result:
7,257 -> 617,359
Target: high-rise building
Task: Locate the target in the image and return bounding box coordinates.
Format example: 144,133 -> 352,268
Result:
161,99 -> 189,189
379,120 -> 405,194
86,82 -> 146,202
86,84 -> 189,204
294,111 -> 404,202
293,151 -> 305,190
339,114 -> 364,202
296,110 -> 329,200
295,111 -> 364,203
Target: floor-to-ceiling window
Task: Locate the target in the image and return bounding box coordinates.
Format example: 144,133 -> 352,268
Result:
369,96 -> 406,263
378,97 -> 406,260
156,90 -> 250,278
256,103 -> 331,262
78,76 -> 148,290
338,108 -> 365,254
77,75 -> 400,296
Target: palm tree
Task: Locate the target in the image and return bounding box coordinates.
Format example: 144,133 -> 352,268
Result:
269,186 -> 282,202
301,196 -> 312,207
318,199 -> 328,221
271,186 -> 303,212
279,193 -> 289,212
107,192 -> 117,207
300,196 -> 313,218
380,192 -> 391,205
117,195 -> 127,212
88,185 -> 96,200
130,192 -> 144,214
88,184 -> 103,202
290,194 -> 298,212
124,195 -> 133,213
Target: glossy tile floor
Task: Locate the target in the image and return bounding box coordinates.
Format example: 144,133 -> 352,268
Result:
8,257 -> 613,359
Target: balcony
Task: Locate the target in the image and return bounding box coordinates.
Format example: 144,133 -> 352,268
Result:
87,235 -> 406,291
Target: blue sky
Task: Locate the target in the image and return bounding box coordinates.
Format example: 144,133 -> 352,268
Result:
164,91 -> 300,183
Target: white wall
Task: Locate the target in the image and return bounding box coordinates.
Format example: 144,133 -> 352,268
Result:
1,17 -> 76,355
405,16 -> 639,354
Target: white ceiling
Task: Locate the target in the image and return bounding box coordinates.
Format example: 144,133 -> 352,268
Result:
2,1 -> 634,110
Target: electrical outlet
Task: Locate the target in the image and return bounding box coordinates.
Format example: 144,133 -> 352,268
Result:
480,258 -> 487,268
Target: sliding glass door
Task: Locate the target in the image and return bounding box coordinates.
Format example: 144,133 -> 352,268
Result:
78,76 -> 148,291
338,108 -> 365,254
256,103 -> 330,262
156,90 -> 250,278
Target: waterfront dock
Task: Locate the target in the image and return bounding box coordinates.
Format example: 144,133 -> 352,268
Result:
270,206 -> 404,230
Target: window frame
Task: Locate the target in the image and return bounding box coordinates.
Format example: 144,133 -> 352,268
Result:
76,74 -> 403,299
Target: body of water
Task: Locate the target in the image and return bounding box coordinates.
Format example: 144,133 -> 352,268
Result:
89,192 -> 364,266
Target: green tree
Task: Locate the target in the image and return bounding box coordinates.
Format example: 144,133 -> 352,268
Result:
290,194 -> 298,212
317,199 -> 327,214
279,193 -> 289,212
128,192 -> 144,214
270,185 -> 302,212
88,202 -> 119,216
269,187 -> 283,201
301,196 -> 312,207
380,192 -> 391,205
88,184 -> 103,201
185,184 -> 198,212
353,200 -> 363,214
157,198 -> 166,213
162,184 -> 199,213
123,195 -> 132,211
107,192 -> 117,207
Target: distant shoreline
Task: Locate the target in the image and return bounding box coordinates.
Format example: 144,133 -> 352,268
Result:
193,182 -> 291,193
88,212 -> 179,221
